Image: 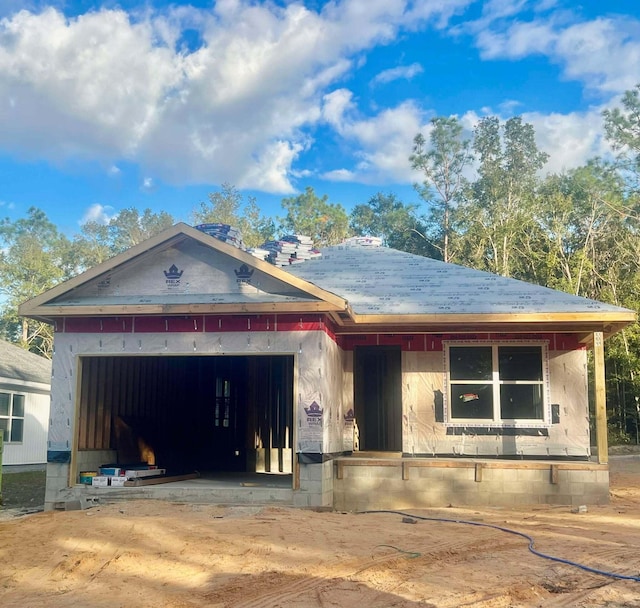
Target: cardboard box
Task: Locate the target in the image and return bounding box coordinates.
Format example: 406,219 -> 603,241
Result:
99,467 -> 122,477
109,477 -> 128,487
91,476 -> 109,487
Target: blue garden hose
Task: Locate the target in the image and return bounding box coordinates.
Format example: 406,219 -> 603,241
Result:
360,509 -> 640,583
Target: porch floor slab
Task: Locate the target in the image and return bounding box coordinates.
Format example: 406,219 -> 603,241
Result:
68,472 -> 294,507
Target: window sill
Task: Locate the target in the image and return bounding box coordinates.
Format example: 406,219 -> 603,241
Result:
445,426 -> 549,437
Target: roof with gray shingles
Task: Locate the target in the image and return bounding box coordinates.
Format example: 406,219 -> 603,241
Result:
287,244 -> 632,315
0,340 -> 51,385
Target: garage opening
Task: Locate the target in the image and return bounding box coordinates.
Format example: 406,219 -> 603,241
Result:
75,355 -> 294,482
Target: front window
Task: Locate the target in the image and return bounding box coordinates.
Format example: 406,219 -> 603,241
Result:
0,392 -> 25,442
446,343 -> 547,424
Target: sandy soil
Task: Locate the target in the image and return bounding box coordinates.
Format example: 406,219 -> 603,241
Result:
1,459 -> 640,608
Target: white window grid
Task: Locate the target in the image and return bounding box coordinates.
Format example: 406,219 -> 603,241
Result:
0,391 -> 25,443
443,340 -> 551,427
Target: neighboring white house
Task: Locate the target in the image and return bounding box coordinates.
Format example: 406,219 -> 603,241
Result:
0,340 -> 51,468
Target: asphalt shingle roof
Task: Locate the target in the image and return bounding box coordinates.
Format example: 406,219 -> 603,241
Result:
0,340 -> 52,385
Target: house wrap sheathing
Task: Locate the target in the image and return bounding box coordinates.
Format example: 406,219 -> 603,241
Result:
19,224 -> 636,510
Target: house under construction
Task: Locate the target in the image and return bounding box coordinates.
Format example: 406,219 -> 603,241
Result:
19,223 -> 636,511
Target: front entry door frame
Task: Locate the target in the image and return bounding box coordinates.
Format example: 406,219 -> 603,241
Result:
354,346 -> 402,452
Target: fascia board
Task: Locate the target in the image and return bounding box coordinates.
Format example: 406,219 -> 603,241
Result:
347,311 -> 637,325
340,310 -> 636,338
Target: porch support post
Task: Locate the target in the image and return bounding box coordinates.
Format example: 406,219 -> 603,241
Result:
593,331 -> 608,464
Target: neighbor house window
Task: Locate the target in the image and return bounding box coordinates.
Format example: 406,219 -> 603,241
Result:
446,343 -> 548,424
0,392 -> 25,442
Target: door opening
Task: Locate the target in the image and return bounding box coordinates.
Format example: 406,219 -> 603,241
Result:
354,346 -> 402,452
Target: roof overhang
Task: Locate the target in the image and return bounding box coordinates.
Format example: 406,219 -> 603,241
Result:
331,311 -> 636,341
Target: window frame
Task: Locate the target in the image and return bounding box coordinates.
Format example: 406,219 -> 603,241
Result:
0,391 -> 26,443
444,341 -> 551,427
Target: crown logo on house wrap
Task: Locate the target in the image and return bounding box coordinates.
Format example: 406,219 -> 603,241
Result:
234,264 -> 254,280
304,401 -> 323,417
164,264 -> 183,279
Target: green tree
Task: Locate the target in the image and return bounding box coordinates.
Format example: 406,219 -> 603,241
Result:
78,207 -> 175,263
194,183 -> 275,248
349,192 -> 438,257
74,222 -> 113,268
458,116 -> 549,277
522,163 -> 633,294
0,208 -> 75,356
279,187 -> 349,247
108,208 -> 175,253
410,116 -> 472,262
603,83 -> 640,184
520,161 -> 640,440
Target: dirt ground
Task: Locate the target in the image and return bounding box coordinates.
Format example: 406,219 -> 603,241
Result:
0,468 -> 45,511
1,459 -> 640,608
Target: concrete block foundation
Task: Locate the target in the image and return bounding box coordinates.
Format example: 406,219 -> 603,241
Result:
293,461 -> 334,508
332,457 -> 609,511
44,455 -> 609,512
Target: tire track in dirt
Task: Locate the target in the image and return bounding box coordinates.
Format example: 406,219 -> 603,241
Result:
201,542 -> 438,608
202,527 -> 523,608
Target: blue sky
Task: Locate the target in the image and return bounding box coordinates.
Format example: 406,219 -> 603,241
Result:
0,0 -> 639,236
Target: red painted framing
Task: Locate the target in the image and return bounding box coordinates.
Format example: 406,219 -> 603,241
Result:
57,315 -> 584,351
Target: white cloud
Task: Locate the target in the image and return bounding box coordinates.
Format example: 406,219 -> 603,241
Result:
142,177 -> 154,191
472,10 -> 640,96
0,2 -> 465,193
322,89 -> 356,130
523,108 -> 613,174
480,0 -> 530,21
372,63 -> 423,86
476,20 -> 555,59
322,101 -> 426,184
0,1 -> 636,196
555,18 -> 640,93
238,140 -> 304,194
404,0 -> 476,29
0,8 -> 182,157
80,203 -> 116,225
321,168 -> 356,181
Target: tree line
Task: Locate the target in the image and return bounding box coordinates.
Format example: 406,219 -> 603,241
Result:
2,85 -> 640,441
